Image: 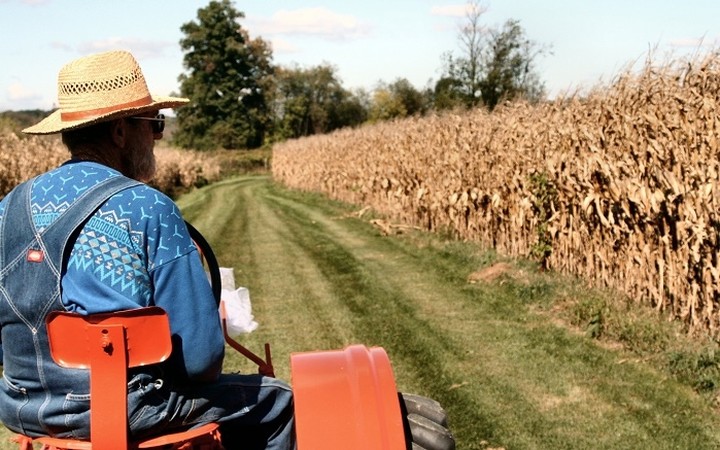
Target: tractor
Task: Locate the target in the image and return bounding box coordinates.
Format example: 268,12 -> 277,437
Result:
8,224 -> 455,450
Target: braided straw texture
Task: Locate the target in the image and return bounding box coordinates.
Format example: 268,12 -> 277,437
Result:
57,51 -> 150,113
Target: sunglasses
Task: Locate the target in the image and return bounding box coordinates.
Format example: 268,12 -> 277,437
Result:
128,114 -> 165,133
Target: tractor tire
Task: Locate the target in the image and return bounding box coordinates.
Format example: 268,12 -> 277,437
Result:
400,393 -> 455,450
401,393 -> 449,427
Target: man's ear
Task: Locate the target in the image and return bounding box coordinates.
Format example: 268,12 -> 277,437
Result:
110,119 -> 127,148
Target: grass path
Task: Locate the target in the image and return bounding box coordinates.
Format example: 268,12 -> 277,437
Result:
4,175 -> 720,449
178,176 -> 720,449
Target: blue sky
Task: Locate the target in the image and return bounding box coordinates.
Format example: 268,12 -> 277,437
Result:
1,0 -> 718,111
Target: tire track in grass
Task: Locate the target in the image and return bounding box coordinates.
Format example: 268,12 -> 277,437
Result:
248,180 -> 720,449
184,179 -> 490,445
257,186 -> 494,448
178,177 -> 720,450
179,177 -> 356,378
229,178 -> 357,358
259,187 -> 612,448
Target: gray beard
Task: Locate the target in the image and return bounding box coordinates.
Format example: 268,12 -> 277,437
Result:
127,149 -> 156,182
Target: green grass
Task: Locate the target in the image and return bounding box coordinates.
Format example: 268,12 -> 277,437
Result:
4,175 -> 720,449
178,176 -> 720,449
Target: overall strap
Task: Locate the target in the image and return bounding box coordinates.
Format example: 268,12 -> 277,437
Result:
0,175 -> 142,277
0,178 -> 34,272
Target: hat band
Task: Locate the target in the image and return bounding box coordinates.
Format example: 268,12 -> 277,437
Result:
60,96 -> 153,122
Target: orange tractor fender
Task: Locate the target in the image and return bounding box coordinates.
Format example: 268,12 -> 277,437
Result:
290,345 -> 407,450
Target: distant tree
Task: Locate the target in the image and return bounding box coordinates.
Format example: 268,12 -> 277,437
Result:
0,110 -> 51,135
368,88 -> 406,122
439,0 -> 486,108
387,78 -> 427,116
175,0 -> 274,150
432,77 -> 465,110
267,64 -> 366,140
333,88 -> 368,131
368,78 -> 426,122
478,19 -> 546,109
439,0 -> 547,110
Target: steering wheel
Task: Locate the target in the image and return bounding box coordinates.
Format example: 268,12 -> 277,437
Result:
185,221 -> 275,376
185,221 -> 222,307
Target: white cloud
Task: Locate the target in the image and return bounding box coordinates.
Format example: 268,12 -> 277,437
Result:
0,0 -> 50,4
7,82 -> 41,102
667,36 -> 720,49
268,38 -> 300,55
73,38 -> 174,60
430,4 -> 471,17
50,41 -> 73,52
249,7 -> 371,41
667,38 -> 704,49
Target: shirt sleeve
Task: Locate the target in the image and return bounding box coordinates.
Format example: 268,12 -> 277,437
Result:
151,243 -> 225,382
135,189 -> 224,382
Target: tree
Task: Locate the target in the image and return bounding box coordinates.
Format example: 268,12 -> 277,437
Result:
332,88 -> 368,132
368,78 -> 426,122
432,77 -> 465,110
439,1 -> 486,108
175,0 -> 274,150
439,0 -> 547,110
387,78 -> 427,117
368,88 -> 406,123
267,64 -> 366,141
478,19 -> 546,109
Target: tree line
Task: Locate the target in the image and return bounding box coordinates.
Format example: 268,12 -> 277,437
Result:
175,0 -> 548,150
2,1 -> 547,150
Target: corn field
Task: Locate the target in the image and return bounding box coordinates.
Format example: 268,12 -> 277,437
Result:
0,133 -> 67,196
0,134 -> 221,198
272,51 -> 720,337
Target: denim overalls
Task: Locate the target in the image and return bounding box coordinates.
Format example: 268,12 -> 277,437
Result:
1,173 -> 296,449
0,175 -> 139,437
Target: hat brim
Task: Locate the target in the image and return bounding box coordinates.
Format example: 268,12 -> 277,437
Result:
22,95 -> 189,135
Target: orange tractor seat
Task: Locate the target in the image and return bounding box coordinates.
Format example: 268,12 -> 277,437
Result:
12,307 -> 223,450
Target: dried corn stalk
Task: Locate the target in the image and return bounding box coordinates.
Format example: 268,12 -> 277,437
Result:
273,51 -> 720,336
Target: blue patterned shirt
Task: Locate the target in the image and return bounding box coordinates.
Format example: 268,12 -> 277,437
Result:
0,160 -> 224,381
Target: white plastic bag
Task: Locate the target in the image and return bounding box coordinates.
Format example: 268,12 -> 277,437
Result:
218,267 -> 258,337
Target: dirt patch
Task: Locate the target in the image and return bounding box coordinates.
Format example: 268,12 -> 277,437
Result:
467,262 -> 515,284
369,218 -> 422,236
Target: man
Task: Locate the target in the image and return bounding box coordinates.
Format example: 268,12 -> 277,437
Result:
0,50 -> 295,450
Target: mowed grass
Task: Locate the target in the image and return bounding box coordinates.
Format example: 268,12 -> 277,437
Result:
177,176 -> 720,449
3,175 -> 720,449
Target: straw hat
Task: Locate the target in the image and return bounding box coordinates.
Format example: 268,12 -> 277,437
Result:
23,50 -> 189,135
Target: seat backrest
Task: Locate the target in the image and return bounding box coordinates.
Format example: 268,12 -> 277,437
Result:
45,307 -> 172,450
